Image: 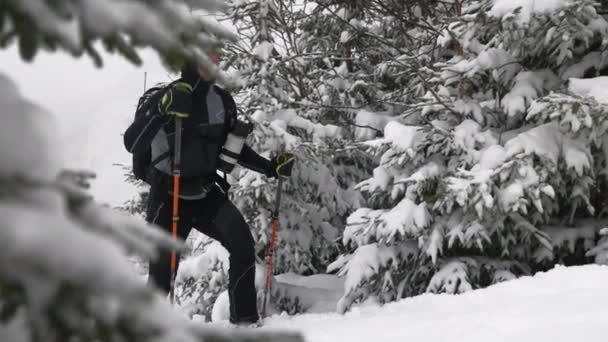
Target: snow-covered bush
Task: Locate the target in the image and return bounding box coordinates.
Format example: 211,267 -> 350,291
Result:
587,227 -> 608,264
175,234 -> 229,321
0,1 -> 302,341
332,0 -> 608,312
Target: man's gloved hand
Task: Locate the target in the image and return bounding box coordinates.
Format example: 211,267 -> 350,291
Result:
160,81 -> 193,119
270,153 -> 295,179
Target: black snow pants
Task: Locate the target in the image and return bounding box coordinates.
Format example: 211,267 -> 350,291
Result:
146,184 -> 259,324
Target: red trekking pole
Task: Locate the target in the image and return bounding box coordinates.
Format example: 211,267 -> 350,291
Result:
169,118 -> 183,305
262,177 -> 284,317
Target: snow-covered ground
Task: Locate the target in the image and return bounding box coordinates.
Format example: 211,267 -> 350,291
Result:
212,265 -> 608,342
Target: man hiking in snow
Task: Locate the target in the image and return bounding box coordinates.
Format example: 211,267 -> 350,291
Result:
123,44 -> 295,325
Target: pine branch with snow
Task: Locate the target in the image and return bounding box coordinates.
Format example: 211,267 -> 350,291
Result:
1,0 -> 236,75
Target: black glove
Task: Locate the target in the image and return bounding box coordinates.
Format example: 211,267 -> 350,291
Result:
270,153 -> 295,179
159,81 -> 193,119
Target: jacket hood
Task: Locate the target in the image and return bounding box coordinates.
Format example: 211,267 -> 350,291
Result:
180,62 -> 200,85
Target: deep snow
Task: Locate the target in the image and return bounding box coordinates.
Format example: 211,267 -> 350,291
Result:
212,265 -> 608,342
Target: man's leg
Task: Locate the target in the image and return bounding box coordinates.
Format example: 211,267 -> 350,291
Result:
199,189 -> 259,324
146,190 -> 192,294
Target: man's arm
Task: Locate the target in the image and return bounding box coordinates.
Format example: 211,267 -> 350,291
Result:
222,91 -> 273,176
238,146 -> 296,179
221,91 -> 294,178
238,145 -> 274,177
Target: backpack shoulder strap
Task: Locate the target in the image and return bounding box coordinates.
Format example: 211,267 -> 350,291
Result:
213,85 -> 237,131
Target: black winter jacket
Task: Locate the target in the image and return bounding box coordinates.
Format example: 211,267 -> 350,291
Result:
123,77 -> 272,198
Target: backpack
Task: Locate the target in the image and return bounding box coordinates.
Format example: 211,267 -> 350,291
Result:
131,82 -> 176,182
125,80 -> 238,191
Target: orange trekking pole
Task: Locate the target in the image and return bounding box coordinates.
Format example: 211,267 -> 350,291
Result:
169,117 -> 183,304
262,177 -> 284,317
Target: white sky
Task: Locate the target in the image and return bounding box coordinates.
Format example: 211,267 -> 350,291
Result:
0,45 -> 176,206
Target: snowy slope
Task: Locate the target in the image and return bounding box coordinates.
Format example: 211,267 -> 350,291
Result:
249,265 -> 607,342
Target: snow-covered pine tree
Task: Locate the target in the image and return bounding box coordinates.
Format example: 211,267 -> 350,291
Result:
0,1 -> 301,341
223,0 -> 370,278
224,0 -> 448,276
332,0 -> 608,312
222,0 -> 449,314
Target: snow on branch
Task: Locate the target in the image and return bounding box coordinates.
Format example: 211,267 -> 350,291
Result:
344,198 -> 431,247
426,257 -> 530,294
505,122 -> 592,177
1,0 -> 237,76
252,108 -> 342,147
587,227 -> 608,264
489,0 -> 572,23
332,241 -> 418,313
